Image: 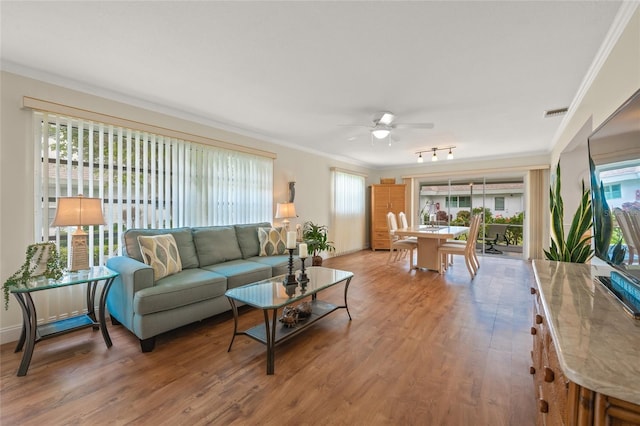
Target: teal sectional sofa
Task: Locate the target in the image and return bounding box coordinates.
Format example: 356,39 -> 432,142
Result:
106,222 -> 299,352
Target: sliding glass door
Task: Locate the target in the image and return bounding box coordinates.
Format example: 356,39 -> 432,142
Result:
417,174 -> 525,258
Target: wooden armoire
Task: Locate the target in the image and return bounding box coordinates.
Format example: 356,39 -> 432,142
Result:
370,183 -> 406,250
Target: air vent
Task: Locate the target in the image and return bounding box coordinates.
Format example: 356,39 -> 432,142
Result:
543,107 -> 568,118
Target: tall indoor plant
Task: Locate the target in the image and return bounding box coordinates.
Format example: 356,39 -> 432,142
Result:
302,221 -> 335,266
543,163 -> 593,263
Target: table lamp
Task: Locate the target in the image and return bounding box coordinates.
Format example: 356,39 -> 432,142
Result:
51,195 -> 106,271
275,202 -> 297,231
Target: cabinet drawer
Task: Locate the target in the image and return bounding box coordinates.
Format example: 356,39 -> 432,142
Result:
373,232 -> 389,241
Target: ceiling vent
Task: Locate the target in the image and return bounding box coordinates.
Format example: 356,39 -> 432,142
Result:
543,107 -> 568,118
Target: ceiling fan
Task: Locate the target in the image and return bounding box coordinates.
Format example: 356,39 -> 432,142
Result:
342,111 -> 434,144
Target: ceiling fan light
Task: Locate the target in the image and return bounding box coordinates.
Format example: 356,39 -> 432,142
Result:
417,153 -> 424,163
447,148 -> 454,160
432,151 -> 438,162
372,129 -> 390,139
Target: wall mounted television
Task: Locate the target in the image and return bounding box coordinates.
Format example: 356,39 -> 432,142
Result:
588,88 -> 640,317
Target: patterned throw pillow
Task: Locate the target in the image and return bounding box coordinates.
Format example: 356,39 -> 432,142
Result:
137,234 -> 183,280
257,227 -> 287,256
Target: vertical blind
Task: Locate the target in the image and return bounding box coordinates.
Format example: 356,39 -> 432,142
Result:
34,111 -> 273,268
331,168 -> 366,255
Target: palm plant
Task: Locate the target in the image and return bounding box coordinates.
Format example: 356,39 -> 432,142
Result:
302,221 -> 335,266
543,163 -> 594,263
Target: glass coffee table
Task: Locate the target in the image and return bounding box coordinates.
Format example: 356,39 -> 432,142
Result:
225,266 -> 354,374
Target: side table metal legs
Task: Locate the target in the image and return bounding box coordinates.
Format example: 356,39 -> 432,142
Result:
99,277 -> 116,347
12,277 -> 115,376
13,293 -> 37,377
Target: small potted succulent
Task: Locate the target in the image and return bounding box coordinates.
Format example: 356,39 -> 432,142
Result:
302,221 -> 335,266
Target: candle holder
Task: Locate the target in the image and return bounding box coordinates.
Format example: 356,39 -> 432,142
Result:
298,256 -> 309,287
283,248 -> 297,286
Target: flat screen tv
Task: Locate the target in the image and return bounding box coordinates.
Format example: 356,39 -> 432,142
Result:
588,88 -> 640,316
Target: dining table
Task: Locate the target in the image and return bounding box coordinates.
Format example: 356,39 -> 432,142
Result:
393,225 -> 469,271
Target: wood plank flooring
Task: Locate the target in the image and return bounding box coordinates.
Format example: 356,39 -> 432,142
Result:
0,250 -> 536,425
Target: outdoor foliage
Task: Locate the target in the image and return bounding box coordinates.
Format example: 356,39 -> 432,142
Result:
449,207 -> 524,245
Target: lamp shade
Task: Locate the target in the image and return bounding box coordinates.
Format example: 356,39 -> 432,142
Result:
275,202 -> 297,219
51,195 -> 106,227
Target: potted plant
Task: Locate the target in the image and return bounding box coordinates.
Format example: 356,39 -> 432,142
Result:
543,163 -> 593,263
302,221 -> 335,266
3,243 -> 63,309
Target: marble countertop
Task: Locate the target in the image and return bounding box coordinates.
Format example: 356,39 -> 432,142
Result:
532,260 -> 640,405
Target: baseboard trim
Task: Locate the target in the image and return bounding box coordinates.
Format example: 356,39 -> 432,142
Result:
0,324 -> 23,346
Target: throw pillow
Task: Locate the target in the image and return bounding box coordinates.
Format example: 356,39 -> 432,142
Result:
137,234 -> 183,281
257,227 -> 287,256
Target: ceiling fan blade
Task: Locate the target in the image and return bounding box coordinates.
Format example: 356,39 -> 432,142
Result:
392,123 -> 434,129
337,124 -> 373,128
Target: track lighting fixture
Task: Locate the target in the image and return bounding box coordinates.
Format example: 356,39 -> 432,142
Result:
415,146 -> 456,163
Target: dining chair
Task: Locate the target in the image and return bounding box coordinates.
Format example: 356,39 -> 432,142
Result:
386,212 -> 417,269
437,214 -> 481,278
397,212 -> 418,243
613,208 -> 637,264
624,209 -> 640,264
442,215 -> 480,273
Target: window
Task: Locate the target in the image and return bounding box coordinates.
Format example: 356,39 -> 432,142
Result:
495,197 -> 505,211
446,196 -> 471,208
604,184 -> 622,199
331,169 -> 366,256
34,111 -> 273,267
458,196 -> 471,208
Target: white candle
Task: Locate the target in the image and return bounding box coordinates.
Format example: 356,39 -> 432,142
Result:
286,231 -> 297,249
298,243 -> 308,258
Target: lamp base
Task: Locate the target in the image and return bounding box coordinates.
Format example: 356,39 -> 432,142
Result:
70,231 -> 90,271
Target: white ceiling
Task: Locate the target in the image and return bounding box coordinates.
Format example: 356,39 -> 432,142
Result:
0,1 -> 624,169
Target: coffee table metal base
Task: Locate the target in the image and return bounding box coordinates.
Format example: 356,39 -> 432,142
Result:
227,278 -> 352,375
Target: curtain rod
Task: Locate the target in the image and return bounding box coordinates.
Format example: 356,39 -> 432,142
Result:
23,96 -> 277,160
330,167 -> 368,178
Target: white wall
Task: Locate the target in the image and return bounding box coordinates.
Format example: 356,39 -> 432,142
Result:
553,8 -> 640,185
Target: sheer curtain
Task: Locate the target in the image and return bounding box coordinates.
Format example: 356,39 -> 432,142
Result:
526,168 -> 549,260
331,168 -> 366,256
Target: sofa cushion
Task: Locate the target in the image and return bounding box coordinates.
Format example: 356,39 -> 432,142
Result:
193,226 -> 243,266
123,228 -> 199,269
257,227 -> 287,256
137,234 -> 183,281
235,222 -> 271,258
249,255 -> 301,277
134,269 -> 227,315
202,260 -> 271,289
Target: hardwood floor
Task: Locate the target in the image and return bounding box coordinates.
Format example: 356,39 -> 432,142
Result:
0,250 -> 536,425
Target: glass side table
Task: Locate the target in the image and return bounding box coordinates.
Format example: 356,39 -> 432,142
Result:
10,266 -> 119,376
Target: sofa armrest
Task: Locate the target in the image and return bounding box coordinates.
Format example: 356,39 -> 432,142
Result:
106,256 -> 154,332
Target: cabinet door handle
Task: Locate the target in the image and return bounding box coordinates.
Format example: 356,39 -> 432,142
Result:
530,327 -> 537,335
535,314 -> 543,324
544,367 -> 555,383
539,399 -> 549,413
